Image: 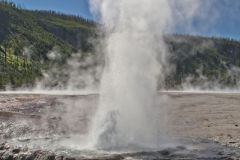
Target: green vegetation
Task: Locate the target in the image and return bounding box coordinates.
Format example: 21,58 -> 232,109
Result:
0,1 -> 95,89
165,35 -> 240,89
0,1 -> 240,89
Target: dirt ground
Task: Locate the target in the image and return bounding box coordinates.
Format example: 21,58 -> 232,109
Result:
166,92 -> 240,148
0,92 -> 240,151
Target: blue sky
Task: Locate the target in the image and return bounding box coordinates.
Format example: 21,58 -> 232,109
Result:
8,0 -> 93,19
5,0 -> 240,40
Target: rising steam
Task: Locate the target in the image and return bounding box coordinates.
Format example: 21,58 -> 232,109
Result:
87,0 -> 207,150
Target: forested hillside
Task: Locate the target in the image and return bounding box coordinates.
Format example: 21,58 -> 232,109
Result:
0,1 -> 240,90
165,35 -> 240,89
0,1 -> 95,88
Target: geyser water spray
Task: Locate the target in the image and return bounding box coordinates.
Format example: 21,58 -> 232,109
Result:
88,0 -> 207,150
87,0 -> 172,150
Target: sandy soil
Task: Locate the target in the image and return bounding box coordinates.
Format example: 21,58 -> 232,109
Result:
166,92 -> 240,148
0,92 -> 240,159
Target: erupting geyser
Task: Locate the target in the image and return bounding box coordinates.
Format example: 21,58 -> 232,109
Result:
87,0 -> 172,150
87,0 -> 205,150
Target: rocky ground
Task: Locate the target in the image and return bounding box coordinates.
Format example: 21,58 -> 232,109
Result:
0,92 -> 240,159
167,92 -> 240,148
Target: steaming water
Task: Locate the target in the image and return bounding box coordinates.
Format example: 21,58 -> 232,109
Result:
85,0 -> 226,151
87,0 -> 174,150
1,89 -> 240,96
0,90 -> 97,96
85,0 -> 223,150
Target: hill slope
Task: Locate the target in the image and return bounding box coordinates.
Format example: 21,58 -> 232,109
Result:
0,1 -> 240,90
0,1 -> 95,88
166,35 -> 240,89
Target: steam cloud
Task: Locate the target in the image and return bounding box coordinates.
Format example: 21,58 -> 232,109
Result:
87,0 -> 213,150
182,65 -> 240,91
34,48 -> 102,91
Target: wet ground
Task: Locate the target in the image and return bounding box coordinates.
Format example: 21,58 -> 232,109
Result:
0,91 -> 240,159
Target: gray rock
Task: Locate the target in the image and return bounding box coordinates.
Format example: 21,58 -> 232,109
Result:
55,155 -> 64,160
2,150 -> 13,160
0,150 -> 6,156
12,148 -> 21,154
31,151 -> 55,160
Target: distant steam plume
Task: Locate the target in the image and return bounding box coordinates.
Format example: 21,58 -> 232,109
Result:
34,48 -> 102,91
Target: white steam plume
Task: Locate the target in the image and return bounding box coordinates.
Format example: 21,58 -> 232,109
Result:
34,48 -> 101,91
88,0 -> 207,150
